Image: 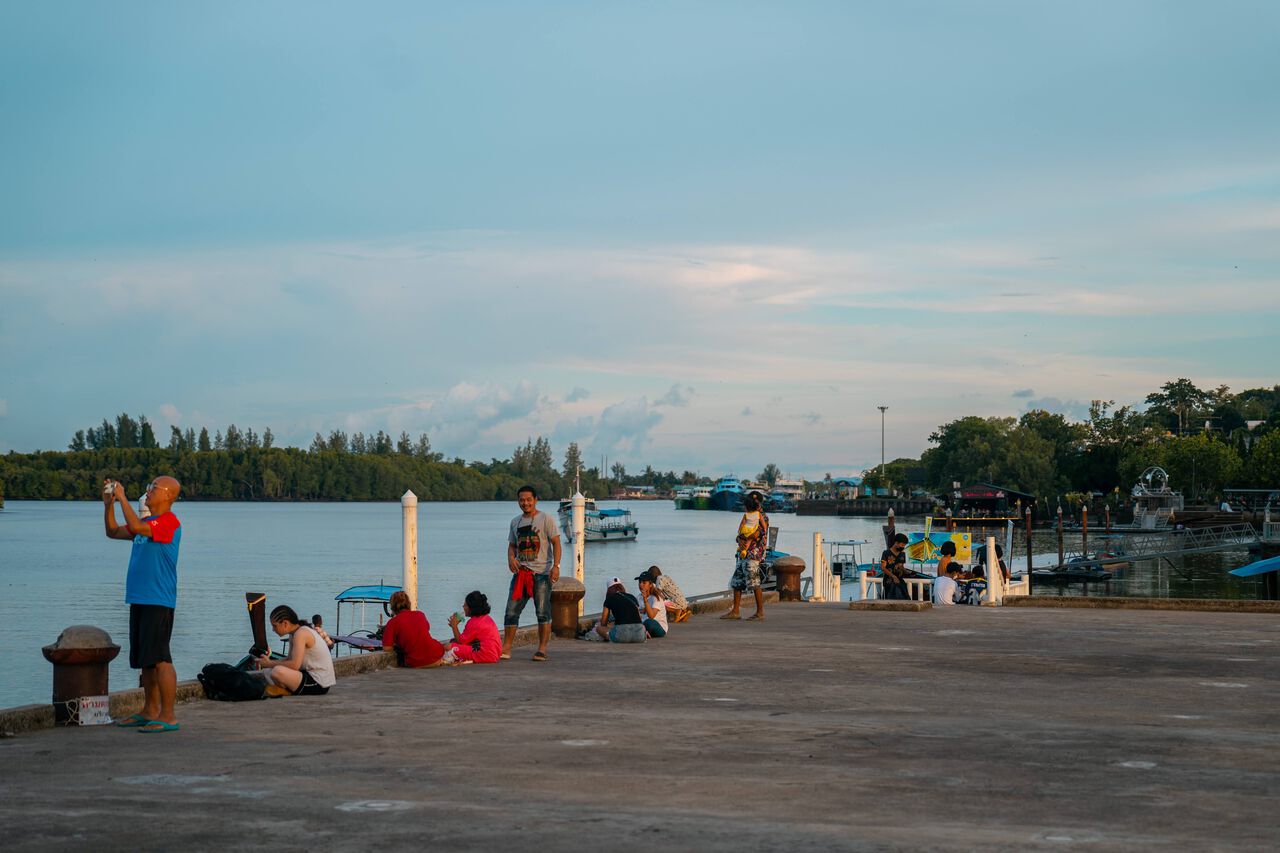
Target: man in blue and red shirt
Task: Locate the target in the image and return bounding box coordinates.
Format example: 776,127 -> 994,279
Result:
103,475 -> 183,733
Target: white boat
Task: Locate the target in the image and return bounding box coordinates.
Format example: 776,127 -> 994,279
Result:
558,498 -> 639,543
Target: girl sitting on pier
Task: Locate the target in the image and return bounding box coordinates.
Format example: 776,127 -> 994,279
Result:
443,591 -> 502,664
255,606 -> 337,696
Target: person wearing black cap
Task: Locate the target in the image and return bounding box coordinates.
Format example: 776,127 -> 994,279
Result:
636,570 -> 668,638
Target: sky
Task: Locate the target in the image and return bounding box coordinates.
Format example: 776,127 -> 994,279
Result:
2,1 -> 1278,480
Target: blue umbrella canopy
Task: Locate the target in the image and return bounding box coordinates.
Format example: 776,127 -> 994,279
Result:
1229,555 -> 1280,577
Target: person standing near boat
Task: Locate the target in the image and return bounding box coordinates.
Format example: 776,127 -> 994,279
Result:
102,476 -> 183,733
721,492 -> 768,620
502,485 -> 562,662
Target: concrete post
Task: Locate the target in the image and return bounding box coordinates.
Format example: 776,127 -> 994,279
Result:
859,570 -> 870,601
572,491 -> 586,615
984,535 -> 1000,606
401,490 -> 419,609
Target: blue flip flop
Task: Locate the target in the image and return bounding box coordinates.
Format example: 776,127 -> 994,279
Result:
137,721 -> 180,734
115,713 -> 153,728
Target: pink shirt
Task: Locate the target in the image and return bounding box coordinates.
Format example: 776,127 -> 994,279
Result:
454,614 -> 502,663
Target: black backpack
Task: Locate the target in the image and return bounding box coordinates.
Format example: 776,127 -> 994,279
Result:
197,662 -> 267,702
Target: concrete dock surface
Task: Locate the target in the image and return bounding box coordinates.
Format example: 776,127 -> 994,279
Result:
2,603 -> 1278,851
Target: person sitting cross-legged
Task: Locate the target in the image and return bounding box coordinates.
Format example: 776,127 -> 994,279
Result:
932,563 -> 964,606
255,605 -> 336,696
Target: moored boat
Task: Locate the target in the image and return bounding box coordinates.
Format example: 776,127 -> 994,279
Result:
558,498 -> 639,543
709,476 -> 746,511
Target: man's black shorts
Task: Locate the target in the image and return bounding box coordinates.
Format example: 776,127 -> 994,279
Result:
129,604 -> 174,669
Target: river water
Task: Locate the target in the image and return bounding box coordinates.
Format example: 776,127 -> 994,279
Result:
0,500 -> 1261,709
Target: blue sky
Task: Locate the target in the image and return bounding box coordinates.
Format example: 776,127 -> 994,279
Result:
2,1 -> 1278,479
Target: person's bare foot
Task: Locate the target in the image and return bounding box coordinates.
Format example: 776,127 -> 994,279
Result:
719,611 -> 741,620
747,612 -> 765,620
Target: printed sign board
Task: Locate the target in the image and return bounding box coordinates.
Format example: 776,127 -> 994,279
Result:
78,695 -> 112,726
906,532 -> 972,564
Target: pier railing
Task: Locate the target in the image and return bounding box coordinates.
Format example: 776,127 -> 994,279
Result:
810,533 -> 841,602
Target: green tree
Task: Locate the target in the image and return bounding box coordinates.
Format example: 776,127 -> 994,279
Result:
758,463 -> 780,487
1246,431 -> 1280,486
921,416 -> 1015,489
198,427 -> 212,452
1145,378 -> 1211,435
562,442 -> 583,479
1019,409 -> 1084,490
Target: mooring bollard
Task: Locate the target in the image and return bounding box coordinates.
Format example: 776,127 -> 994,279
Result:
772,555 -> 807,601
550,576 -> 586,638
42,625 -> 120,726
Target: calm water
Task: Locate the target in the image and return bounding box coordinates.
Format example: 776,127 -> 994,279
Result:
0,501 -> 1261,709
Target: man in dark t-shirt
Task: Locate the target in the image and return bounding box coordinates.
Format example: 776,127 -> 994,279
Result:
880,533 -> 909,600
594,578 -> 646,643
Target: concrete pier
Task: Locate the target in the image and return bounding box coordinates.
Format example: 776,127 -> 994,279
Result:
1,604 -> 1277,850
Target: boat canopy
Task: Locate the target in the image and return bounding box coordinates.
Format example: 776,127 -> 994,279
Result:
334,584 -> 401,602
596,508 -> 630,517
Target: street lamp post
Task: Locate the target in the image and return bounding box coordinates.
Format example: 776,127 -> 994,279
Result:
877,405 -> 888,492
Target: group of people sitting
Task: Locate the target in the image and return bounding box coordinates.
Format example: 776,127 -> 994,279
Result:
878,533 -> 1006,607
581,566 -> 688,643
256,566 -> 687,696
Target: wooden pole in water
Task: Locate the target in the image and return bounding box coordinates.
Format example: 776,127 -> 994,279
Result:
1105,505 -> 1111,532
1025,506 -> 1033,587
1081,505 -> 1089,560
1057,505 -> 1064,567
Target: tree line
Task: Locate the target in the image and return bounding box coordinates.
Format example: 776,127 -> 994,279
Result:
861,380 -> 1280,508
2,378 -> 1277,505
0,419 -> 704,503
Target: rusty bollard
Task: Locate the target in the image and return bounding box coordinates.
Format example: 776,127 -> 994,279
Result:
772,555 -> 807,601
550,576 -> 587,638
42,625 -> 120,725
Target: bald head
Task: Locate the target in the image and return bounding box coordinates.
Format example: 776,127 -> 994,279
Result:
147,476 -> 181,512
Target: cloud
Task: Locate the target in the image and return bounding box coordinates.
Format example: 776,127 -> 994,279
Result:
381,380 -> 543,455
1011,389 -> 1035,398
0,399 -> 7,418
655,384 -> 694,407
797,412 -> 822,426
1023,397 -> 1094,422
566,386 -> 591,403
741,406 -> 753,416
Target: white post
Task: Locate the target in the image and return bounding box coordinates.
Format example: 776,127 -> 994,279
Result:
812,532 -> 824,602
859,570 -> 869,601
572,491 -> 586,615
984,534 -> 1000,606
401,490 -> 419,609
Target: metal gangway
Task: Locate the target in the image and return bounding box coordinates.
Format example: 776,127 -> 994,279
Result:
1047,523 -> 1259,570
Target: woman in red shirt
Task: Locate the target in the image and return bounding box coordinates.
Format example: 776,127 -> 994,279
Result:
380,591 -> 445,668
443,591 -> 502,664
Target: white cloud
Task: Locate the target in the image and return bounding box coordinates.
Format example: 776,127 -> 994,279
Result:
655,384 -> 694,407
